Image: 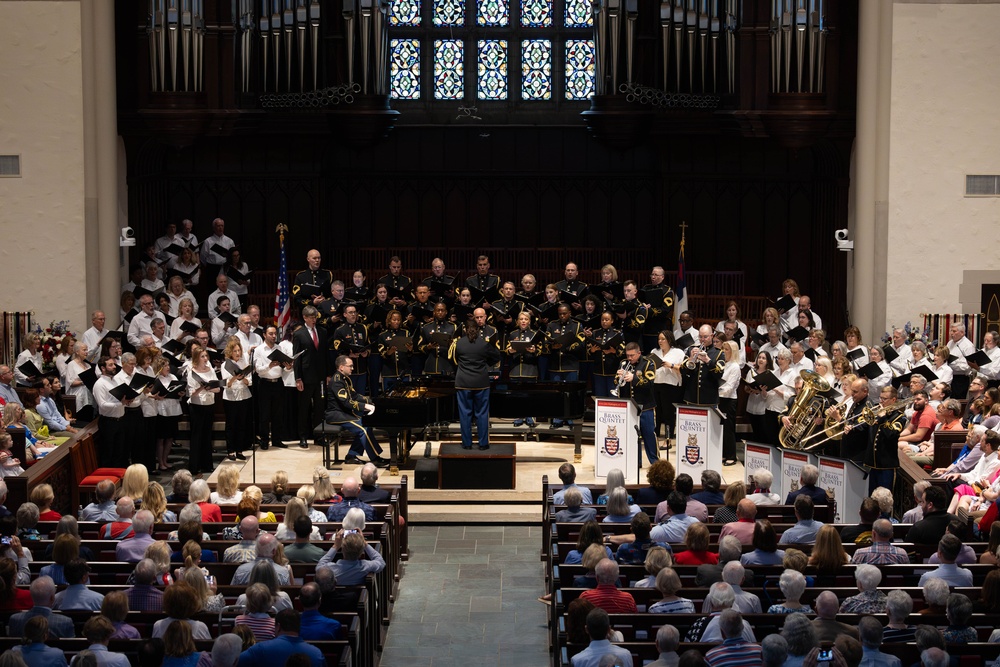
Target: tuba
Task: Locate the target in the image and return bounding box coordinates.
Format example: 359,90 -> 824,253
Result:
778,369 -> 832,449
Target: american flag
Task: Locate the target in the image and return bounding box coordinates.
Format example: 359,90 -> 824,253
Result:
673,232 -> 688,332
274,231 -> 290,333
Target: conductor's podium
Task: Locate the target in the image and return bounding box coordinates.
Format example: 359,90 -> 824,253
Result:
437,442 -> 516,489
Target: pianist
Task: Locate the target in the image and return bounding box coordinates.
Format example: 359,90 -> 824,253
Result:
453,320 -> 502,450
325,356 -> 388,467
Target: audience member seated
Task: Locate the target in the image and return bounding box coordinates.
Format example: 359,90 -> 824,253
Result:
704,609 -> 762,667
52,558 -> 104,611
634,460 -> 675,506
785,464 -> 828,506
719,499 -> 756,545
839,564 -> 888,613
0,558 -> 31,612
161,620 -> 203,667
40,517 -> 93,561
7,576 -> 75,639
565,521 -> 612,565
358,463 -> 392,504
237,609 -> 325,667
975,569 -> 1000,613
927,519 -> 976,565
0,519 -> 30,585
840,497 -> 880,545
232,533 -> 291,586
16,503 -> 42,543
317,530 -> 385,587
170,520 -> 217,563
99,498 -> 136,540
151,582 -> 211,640
39,534 -> 78,586
740,519 -> 785,566
596,469 -> 633,506
674,523 -> 718,565
223,516 -> 260,564
811,590 -> 859,643
760,635 -> 788,667
685,582 -> 755,643
691,470 -> 724,505
115,510 -> 156,563
881,589 -> 916,643
188,479 -> 222,522
647,567 -> 694,613
168,469 -> 193,504
579,559 -> 637,614
297,485 -> 328,525
570,607 -> 634,667
603,487 -> 641,523
700,561 -> 760,614
632,546 -> 671,588
858,615 -> 902,667
235,559 -> 293,612
298,582 -> 342,641
807,524 -> 850,574
125,559 -> 165,612
917,535 -> 973,586
80,616 -> 131,667
102,591 -> 140,640
314,566 -> 357,614
851,518 -> 909,564
645,624 -> 681,667
778,496 -> 824,545
553,463 -> 594,505
650,492 -> 699,543
781,549 -> 814,588
556,487 -> 598,523
871,486 -> 899,525
81,480 -> 119,521
768,570 -> 812,614
183,566 -> 225,613
941,593 -> 976,644
778,612 -> 817,667
696,536 -> 751,587
235,583 -> 277,641
906,485 -> 955,545
285,516 -> 327,563
615,513 -> 666,565
572,544 -> 606,588
261,470 -> 292,505
713,481 -> 746,524
210,466 -> 244,506
11,616 -> 68,667
326,477 -> 376,522
746,469 -> 780,505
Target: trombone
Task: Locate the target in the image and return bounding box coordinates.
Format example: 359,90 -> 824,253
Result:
801,396 -> 915,451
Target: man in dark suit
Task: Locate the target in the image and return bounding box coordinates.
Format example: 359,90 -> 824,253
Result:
293,305 -> 328,449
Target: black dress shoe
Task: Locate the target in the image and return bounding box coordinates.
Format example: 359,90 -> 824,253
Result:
345,455 -> 365,465
272,442 -> 289,449
260,444 -> 270,451
461,446 -> 472,450
372,457 -> 391,468
478,445 -> 489,451
299,440 -> 310,449
236,453 -> 247,461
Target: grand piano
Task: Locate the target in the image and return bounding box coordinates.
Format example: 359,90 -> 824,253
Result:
364,380 -> 588,466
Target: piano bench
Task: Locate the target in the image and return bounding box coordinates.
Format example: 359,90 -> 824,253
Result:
314,422 -> 345,469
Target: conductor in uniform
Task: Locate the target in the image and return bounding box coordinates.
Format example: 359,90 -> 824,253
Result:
325,355 -> 386,466
452,320 -> 502,450
619,342 -> 660,466
681,324 -> 723,406
293,249 -> 333,312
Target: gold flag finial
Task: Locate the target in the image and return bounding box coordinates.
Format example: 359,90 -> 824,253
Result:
275,222 -> 288,242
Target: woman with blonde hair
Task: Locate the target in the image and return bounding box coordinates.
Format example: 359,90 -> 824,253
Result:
221,338 -> 253,461
571,543 -> 606,588
807,524 -> 850,573
635,546 -> 673,588
296,485 -> 327,524
119,464 -> 149,506
173,539 -> 210,582
240,486 -> 276,523
714,481 -> 746,524
211,466 -> 243,505
262,471 -> 291,504
183,566 -> 224,612
29,485 -> 60,522
169,296 -> 201,342
275,498 -> 321,541
144,481 -> 176,523
312,467 -> 339,503
144,540 -> 175,586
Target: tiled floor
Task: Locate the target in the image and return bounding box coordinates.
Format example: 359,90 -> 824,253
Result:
378,525 -> 550,667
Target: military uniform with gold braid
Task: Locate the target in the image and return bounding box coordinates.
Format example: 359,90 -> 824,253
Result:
591,326 -> 625,398
377,324 -> 412,390
324,369 -> 383,462
865,403 -> 906,494
642,283 -> 675,351
681,345 -> 724,406
619,352 -> 660,465
546,318 -> 585,374
620,298 -> 648,346
292,268 -> 333,312
332,320 -> 371,396
467,272 -> 501,294
507,327 -> 541,379
419,318 -> 457,376
477,323 -> 502,377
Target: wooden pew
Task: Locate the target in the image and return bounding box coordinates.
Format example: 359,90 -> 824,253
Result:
4,420 -> 98,514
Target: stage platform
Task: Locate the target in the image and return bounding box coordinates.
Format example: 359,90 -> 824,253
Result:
203,431 -> 747,524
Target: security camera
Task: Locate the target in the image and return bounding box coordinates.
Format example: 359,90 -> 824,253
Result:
835,228 -> 853,251
119,227 -> 136,247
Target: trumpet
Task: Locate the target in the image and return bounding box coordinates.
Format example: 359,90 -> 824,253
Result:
611,360 -> 634,397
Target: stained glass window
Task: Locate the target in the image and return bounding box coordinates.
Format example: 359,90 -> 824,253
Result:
390,39 -> 421,99
477,40 -> 507,99
565,0 -> 591,27
520,0 -> 551,26
390,0 -> 421,26
434,39 -> 465,99
433,0 -> 464,26
478,0 -> 508,25
521,40 -> 551,100
565,39 -> 595,100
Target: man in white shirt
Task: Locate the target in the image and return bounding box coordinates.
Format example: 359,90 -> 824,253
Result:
888,328 -> 914,375
783,294 -> 823,332
177,218 -> 199,249
115,353 -> 149,467
200,217 -> 235,268
970,331 -> 1000,381
788,342 -> 815,376
255,325 -> 291,451
235,315 -> 263,366
759,326 -> 789,368
211,297 -> 239,348
126,294 -> 157,348
93,356 -> 129,467
81,311 -> 109,363
673,310 -> 698,342
148,318 -> 170,349
207,274 -> 242,319
153,222 -> 182,261
947,323 -> 976,399
943,429 -> 999,489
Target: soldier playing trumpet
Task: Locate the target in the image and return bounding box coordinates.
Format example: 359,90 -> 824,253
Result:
616,342 -> 659,466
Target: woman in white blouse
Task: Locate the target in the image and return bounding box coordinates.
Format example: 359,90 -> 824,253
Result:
814,357 -> 836,389
186,346 -> 220,475
718,340 -> 741,466
650,330 -> 685,444
140,261 -> 165,296
911,341 -> 932,371
14,333 -> 43,387
64,341 -> 95,423
715,301 -> 749,344
843,326 -> 870,370
154,357 -> 183,471
754,308 -> 781,353
167,246 -> 201,287
745,351 -> 774,444
866,345 -> 894,396
931,346 -> 954,385
167,276 -> 199,318
221,338 -> 253,461
169,297 -> 202,343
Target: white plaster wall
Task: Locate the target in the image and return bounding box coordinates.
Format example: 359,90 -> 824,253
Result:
886,3 -> 1000,332
0,2 -> 87,332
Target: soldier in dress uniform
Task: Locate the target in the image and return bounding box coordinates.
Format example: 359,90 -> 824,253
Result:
555,263 -> 588,312
466,255 -> 501,308
421,257 -> 457,307
405,285 -> 435,377
862,385 -> 906,495
324,355 -> 385,466
681,325 -> 723,406
419,302 -> 458,377
618,342 -> 660,466
642,266 -> 675,354
619,281 -> 648,346
318,280 -> 349,329
332,304 -> 371,397
590,311 -> 625,399
547,304 -> 584,428
377,256 -> 412,309
377,310 -> 412,393
472,308 -> 502,378
292,249 -> 333,312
